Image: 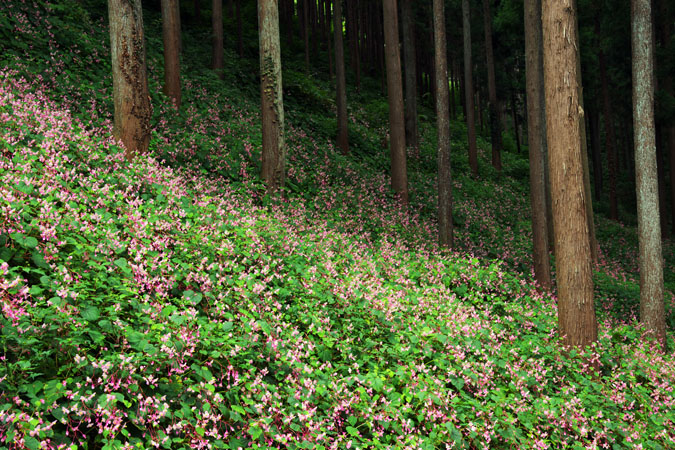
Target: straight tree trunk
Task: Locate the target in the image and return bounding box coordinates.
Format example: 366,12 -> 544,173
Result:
598,21 -> 619,220
524,0 -> 551,290
462,0 -> 478,176
108,0 -> 152,160
483,0 -> 502,171
258,0 -> 286,192
542,0 -> 597,348
511,91 -> 522,154
212,0 -> 224,78
383,0 -> 408,204
433,0 -> 453,248
334,0 -> 349,154
303,0 -> 310,71
631,0 -> 666,348
327,0 -> 334,80
162,0 -> 181,108
194,0 -> 201,19
574,20 -> 598,264
236,0 -> 243,57
401,0 -> 418,149
588,104 -> 603,200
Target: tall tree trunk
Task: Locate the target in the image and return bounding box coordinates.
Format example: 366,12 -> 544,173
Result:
401,0 -> 418,149
588,104 -> 603,201
258,0 -> 286,192
303,0 -> 310,71
483,0 -> 502,170
236,0 -> 243,57
433,0 -> 453,248
597,18 -> 619,220
346,0 -> 361,89
162,0 -> 182,108
462,0 -> 478,176
542,0 -> 597,348
194,0 -> 201,19
334,0 -> 349,154
574,20 -> 598,263
631,0 -> 666,348
524,0 -> 551,290
212,0 -> 224,78
383,0 -> 408,204
325,0 -> 334,81
310,0 -> 319,61
108,0 -> 152,160
511,91 -> 521,154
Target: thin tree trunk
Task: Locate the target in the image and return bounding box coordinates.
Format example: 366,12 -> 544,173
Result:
162,0 -> 182,108
511,90 -> 521,154
588,104 -> 603,201
108,0 -> 152,160
194,0 -> 201,19
542,0 -> 597,347
631,0 -> 666,348
258,0 -> 286,192
462,0 -> 478,176
524,0 -> 551,290
334,0 -> 349,154
401,0 -> 418,149
433,0 -> 453,248
212,0 -> 224,78
383,0 -> 408,204
303,0 -> 310,71
325,0 -> 334,81
597,18 -> 619,220
236,0 -> 243,57
483,0 -> 502,170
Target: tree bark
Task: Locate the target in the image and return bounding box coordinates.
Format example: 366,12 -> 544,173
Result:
108,0 -> 152,160
334,0 -> 349,154
631,0 -> 666,348
433,0 -> 453,248
401,0 -> 418,150
212,0 -> 224,78
258,0 -> 286,192
383,0 -> 408,204
462,0 -> 478,176
524,0 -> 551,290
161,0 -> 181,108
542,0 -> 597,348
483,0 -> 502,171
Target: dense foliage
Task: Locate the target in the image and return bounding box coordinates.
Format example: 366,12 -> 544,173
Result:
1,1 -> 674,449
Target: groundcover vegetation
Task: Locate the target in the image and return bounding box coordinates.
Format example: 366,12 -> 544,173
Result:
1,1 -> 674,449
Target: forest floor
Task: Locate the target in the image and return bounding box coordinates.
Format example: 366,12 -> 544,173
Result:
0,1 -> 674,449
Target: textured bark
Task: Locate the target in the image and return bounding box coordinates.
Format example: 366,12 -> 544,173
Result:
161,0 -> 181,108
598,24 -> 619,220
258,0 -> 286,192
334,0 -> 349,154
108,0 -> 152,160
524,0 -> 551,290
483,0 -> 502,171
574,19 -> 598,264
212,0 -> 224,78
433,0 -> 452,248
462,0 -> 478,176
383,0 -> 408,204
542,0 -> 597,347
631,0 -> 666,348
401,0 -> 418,149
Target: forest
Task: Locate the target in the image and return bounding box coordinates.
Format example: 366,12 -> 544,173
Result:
0,0 -> 674,448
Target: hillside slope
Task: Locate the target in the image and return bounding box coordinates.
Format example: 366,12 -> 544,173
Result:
1,1 -> 674,449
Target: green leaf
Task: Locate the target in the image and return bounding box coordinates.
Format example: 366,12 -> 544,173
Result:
249,426 -> 262,440
11,233 -> 38,249
23,436 -> 40,450
81,306 -> 100,321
